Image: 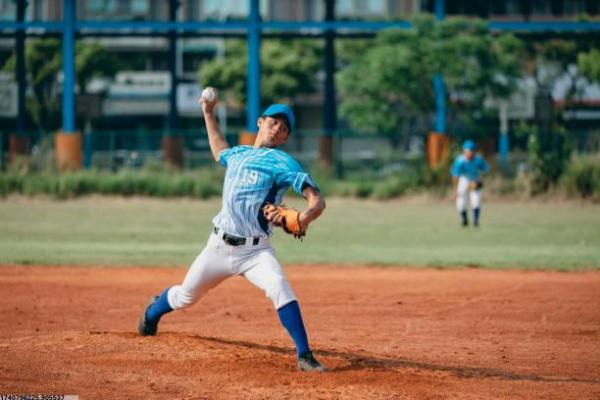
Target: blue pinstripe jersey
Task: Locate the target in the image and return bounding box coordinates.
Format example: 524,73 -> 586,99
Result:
451,154 -> 489,181
212,145 -> 318,237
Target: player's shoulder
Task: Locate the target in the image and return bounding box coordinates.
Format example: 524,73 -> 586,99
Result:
264,148 -> 301,166
474,154 -> 488,163
221,145 -> 253,159
230,145 -> 253,154
454,154 -> 467,164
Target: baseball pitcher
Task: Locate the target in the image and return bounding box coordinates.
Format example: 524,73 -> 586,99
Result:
138,87 -> 327,372
451,140 -> 489,227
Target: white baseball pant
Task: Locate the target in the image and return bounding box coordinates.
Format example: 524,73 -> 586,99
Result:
456,176 -> 482,212
167,229 -> 297,311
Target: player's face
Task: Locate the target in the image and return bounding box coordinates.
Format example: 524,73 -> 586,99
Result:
464,149 -> 474,160
258,116 -> 290,148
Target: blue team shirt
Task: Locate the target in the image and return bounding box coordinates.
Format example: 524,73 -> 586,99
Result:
212,145 -> 318,237
451,154 -> 489,181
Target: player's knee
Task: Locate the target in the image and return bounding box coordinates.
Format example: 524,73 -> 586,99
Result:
169,285 -> 198,309
265,277 -> 296,309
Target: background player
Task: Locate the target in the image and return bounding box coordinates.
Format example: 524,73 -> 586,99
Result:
137,88 -> 327,372
451,140 -> 489,227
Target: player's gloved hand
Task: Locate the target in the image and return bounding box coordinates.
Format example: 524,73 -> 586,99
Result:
263,203 -> 306,239
469,181 -> 484,190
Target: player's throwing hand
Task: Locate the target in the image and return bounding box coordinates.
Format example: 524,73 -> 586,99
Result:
199,86 -> 218,114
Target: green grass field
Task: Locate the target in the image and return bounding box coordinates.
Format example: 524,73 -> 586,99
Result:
0,196 -> 598,269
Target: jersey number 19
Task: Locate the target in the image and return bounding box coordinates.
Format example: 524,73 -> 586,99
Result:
241,169 -> 259,185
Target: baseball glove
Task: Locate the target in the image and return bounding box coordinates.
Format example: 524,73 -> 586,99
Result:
262,203 -> 305,239
469,181 -> 484,190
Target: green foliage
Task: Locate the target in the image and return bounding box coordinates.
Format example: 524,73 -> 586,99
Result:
0,169 -> 222,199
439,17 -> 523,101
75,41 -> 120,95
336,38 -> 371,65
199,39 -> 322,107
536,39 -> 578,66
2,39 -> 118,130
371,171 -> 422,199
337,30 -> 431,146
337,14 -> 523,147
561,156 -> 600,200
3,39 -> 62,129
421,159 -> 452,189
308,163 -> 426,199
578,48 -> 600,82
0,166 -> 426,201
529,39 -> 585,104
515,122 -> 572,194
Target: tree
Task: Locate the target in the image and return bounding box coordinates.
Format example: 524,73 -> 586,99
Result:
2,39 -> 118,130
337,16 -> 437,148
578,48 -> 600,82
337,14 -> 524,149
514,39 -> 584,193
440,18 -> 523,116
199,39 -> 322,110
75,41 -> 119,95
3,39 -> 62,130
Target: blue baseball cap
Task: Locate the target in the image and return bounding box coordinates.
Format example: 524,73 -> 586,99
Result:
261,104 -> 295,133
462,140 -> 476,151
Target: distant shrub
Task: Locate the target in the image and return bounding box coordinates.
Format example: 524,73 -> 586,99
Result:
0,169 -> 223,199
372,172 -> 421,199
515,122 -> 572,194
561,156 -> 600,200
2,157 -> 598,201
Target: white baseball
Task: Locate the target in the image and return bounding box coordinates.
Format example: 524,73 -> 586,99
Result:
201,87 -> 217,102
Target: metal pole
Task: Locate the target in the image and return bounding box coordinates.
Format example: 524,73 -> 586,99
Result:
16,0 -> 26,135
499,101 -> 509,167
321,0 -> 338,171
319,0 -> 342,172
433,74 -> 446,133
62,0 -> 76,133
246,0 -> 261,132
83,120 -> 93,168
168,0 -> 179,133
433,0 -> 445,135
324,0 -> 337,136
435,0 -> 445,20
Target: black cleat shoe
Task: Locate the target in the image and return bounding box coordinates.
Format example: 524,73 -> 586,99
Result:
138,296 -> 160,336
298,351 -> 327,372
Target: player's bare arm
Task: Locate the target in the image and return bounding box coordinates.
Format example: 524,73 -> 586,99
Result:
299,186 -> 325,230
199,88 -> 229,162
452,176 -> 459,197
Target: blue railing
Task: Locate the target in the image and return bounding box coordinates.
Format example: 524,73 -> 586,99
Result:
2,128 -> 599,175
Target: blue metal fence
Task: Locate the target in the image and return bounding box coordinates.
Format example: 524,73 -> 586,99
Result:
1,127 -> 599,175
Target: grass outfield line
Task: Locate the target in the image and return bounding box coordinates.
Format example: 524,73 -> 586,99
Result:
0,196 -> 598,269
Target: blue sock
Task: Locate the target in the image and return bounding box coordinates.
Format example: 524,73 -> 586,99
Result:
461,210 -> 468,226
277,300 -> 310,358
473,208 -> 480,225
146,287 -> 174,323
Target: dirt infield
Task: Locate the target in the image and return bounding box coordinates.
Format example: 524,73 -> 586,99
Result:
1,265 -> 599,399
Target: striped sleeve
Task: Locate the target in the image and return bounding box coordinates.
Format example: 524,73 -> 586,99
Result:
274,153 -> 319,195
218,146 -> 248,167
